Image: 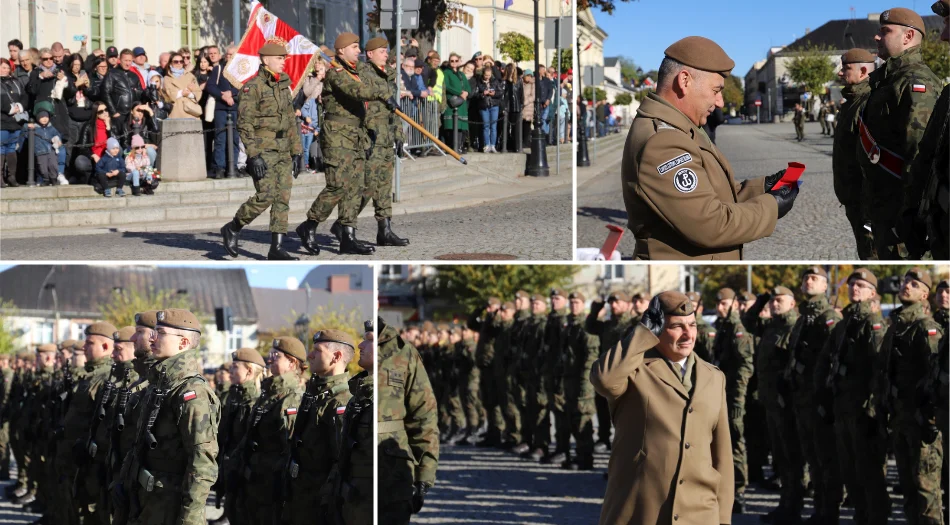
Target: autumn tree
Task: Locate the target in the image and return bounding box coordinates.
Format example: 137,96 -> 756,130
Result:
498,32 -> 535,64
579,0 -> 637,14
99,287 -> 198,329
786,44 -> 837,98
257,303 -> 366,376
723,75 -> 744,108
0,299 -> 19,356
920,31 -> 950,83
434,265 -> 579,312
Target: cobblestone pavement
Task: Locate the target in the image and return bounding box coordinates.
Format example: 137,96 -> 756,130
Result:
0,185 -> 572,261
576,122 -> 859,260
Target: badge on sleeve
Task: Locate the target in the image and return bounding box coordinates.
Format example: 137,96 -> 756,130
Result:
928,328 -> 938,337
912,84 -> 927,93
183,391 -> 197,402
286,407 -> 298,415
336,406 -> 346,415
826,319 -> 835,326
657,153 -> 692,175
673,168 -> 698,193
872,323 -> 882,330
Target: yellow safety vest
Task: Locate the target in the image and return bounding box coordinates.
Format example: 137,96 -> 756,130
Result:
428,68 -> 444,103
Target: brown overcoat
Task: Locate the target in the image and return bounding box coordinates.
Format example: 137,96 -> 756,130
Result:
622,92 -> 778,260
591,325 -> 735,525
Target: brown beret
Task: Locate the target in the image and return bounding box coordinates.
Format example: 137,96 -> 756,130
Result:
421,320 -> 435,332
880,7 -> 927,34
259,41 -> 288,57
135,310 -> 158,328
685,291 -> 701,302
501,301 -> 516,310
937,279 -> 949,291
487,297 -> 502,307
531,293 -> 547,303
550,288 -> 566,298
515,290 -> 530,300
802,266 -> 828,280
608,291 -> 631,302
114,326 -> 136,343
664,36 -> 735,76
848,268 -> 878,288
232,347 -> 265,368
272,336 -> 306,362
37,344 -> 58,353
60,339 -> 78,352
157,309 -> 202,334
312,329 -> 356,350
334,32 -> 359,50
772,286 -> 795,298
841,48 -> 876,64
86,322 -> 118,339
16,351 -> 32,360
656,291 -> 695,316
905,267 -> 933,289
740,291 -> 756,302
717,288 -> 736,301
436,323 -> 449,331
365,37 -> 388,52
933,0 -> 950,17
568,291 -> 586,302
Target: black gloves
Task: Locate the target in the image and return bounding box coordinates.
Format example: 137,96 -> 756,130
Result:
640,296 -> 664,337
411,482 -> 429,513
385,96 -> 399,113
291,154 -> 302,179
753,293 -> 771,311
897,209 -> 926,260
247,154 -> 268,181
764,169 -> 786,192
771,184 -> 800,219
590,299 -> 605,313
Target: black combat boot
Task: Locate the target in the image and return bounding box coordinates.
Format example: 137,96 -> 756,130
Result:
3,153 -> 18,187
541,450 -> 567,465
332,220 -> 375,252
733,493 -> 746,514
267,233 -> 298,260
295,219 -> 321,255
340,226 -> 374,255
220,219 -> 242,258
377,218 -> 409,246
511,442 -> 531,455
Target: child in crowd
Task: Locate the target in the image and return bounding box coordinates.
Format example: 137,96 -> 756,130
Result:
25,108 -> 67,186
96,136 -> 126,197
125,134 -> 160,196
299,95 -> 320,172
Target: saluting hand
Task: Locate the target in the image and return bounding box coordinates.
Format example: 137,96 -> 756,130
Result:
640,296 -> 665,337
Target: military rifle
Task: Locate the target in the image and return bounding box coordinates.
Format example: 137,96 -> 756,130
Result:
277,375 -> 328,524
123,369 -> 168,519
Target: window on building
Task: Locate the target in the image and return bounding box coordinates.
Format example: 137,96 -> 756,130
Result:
89,0 -> 115,51
74,323 -> 89,340
309,5 -> 326,46
36,321 -> 54,344
227,325 -> 244,353
380,265 -> 404,280
180,1 -> 199,51
602,265 -> 625,281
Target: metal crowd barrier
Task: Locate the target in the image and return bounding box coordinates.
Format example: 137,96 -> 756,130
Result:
398,97 -> 444,158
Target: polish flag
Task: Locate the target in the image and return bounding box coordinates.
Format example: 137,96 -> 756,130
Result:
224,0 -> 318,95
912,84 -> 927,93
336,406 -> 346,415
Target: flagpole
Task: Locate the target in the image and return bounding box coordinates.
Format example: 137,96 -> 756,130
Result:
394,0 -> 403,202
492,0 -> 498,59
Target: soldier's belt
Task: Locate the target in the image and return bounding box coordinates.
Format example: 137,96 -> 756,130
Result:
326,114 -> 362,126
377,420 -> 405,433
256,130 -> 288,139
858,116 -> 904,179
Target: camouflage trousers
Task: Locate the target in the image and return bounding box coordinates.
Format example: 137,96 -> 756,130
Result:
765,403 -> 804,510
341,472 -> 373,525
234,151 -> 293,232
308,147 -> 365,228
728,403 -> 748,494
844,203 -> 877,260
460,369 -> 484,430
795,122 -> 805,140
594,394 -> 612,445
745,394 -> 770,481
438,388 -> 464,431
525,379 -> 550,451
11,426 -> 29,491
53,441 -> 80,525
500,369 -> 522,444
794,400 -> 842,518
835,411 -> 890,525
565,393 -> 595,463
357,145 -> 394,220
546,375 -> 569,454
479,365 -> 505,441
0,422 -> 9,478
893,424 -> 945,525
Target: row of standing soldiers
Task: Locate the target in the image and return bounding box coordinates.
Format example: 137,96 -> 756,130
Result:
0,309 -> 374,525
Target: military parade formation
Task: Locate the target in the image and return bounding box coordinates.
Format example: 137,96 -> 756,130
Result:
0,308 -> 374,525
405,266 -> 948,524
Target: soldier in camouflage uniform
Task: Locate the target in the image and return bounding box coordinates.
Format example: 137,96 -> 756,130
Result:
456,325 -> 483,444
468,298 -> 504,447
857,7 -> 942,259
833,48 -> 878,260
737,291 -> 770,485
924,279 -> 949,518
538,289 -> 570,465
518,294 -> 549,458
0,353 -> 12,481
6,353 -> 30,500
336,324 -> 374,524
562,292 -> 599,470
712,288 -> 754,513
688,291 -> 716,362
215,364 -> 232,405
297,33 -> 395,256
875,268 -> 945,525
793,103 -> 805,141
784,267 -> 843,523
505,291 -> 532,450
491,303 -> 519,447
222,41 -> 304,261
747,287 -> 804,524
378,317 -> 439,524
585,291 -> 634,453
439,328 -> 467,444
24,344 -> 58,517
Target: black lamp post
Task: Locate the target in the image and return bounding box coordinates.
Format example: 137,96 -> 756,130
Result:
525,0 -> 549,177
576,36 -> 590,167
294,314 -> 310,347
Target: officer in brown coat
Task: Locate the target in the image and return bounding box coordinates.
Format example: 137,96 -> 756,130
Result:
622,36 -> 800,260
591,291 -> 734,525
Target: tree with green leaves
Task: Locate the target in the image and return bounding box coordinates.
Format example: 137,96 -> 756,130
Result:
618,56 -> 641,83
583,86 -> 607,101
99,287 -> 199,329
786,44 -> 837,99
614,92 -> 633,106
557,48 -> 573,74
498,32 -> 535,64
367,0 -> 452,43
0,299 -> 19,356
258,303 -> 367,376
579,0 -> 637,14
433,265 -> 579,312
920,32 -> 950,83
723,75 -> 744,108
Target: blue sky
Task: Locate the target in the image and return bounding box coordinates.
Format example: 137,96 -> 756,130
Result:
0,264 -> 323,289
595,0 -> 930,77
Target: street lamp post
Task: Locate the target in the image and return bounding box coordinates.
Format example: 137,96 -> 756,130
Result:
576,37 -> 590,167
295,314 -> 310,347
525,0 -> 550,177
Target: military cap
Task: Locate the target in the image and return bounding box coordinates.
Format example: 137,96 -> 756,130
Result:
218,363 -> 230,372
156,309 -> 202,334
134,310 -> 158,328
933,0 -> 950,17
17,350 -> 33,360
501,301 -> 516,310
365,37 -> 388,52
37,344 -> 58,353
848,268 -> 878,288
86,321 -> 118,339
936,279 -> 949,291
114,326 -> 136,343
259,41 -> 288,56
664,36 -> 735,76
841,48 -> 876,64
531,293 -> 547,303
272,336 -> 307,362
232,347 -> 266,368
905,267 -> 933,289
608,291 -> 631,302
568,291 -> 586,301
487,297 -> 502,307
515,290 -> 530,300
313,329 -> 356,350
656,291 -> 695,316
436,323 -> 450,331
772,286 -> 795,298
550,288 -> 566,298
801,266 -> 828,280
422,320 -> 435,332
60,339 -> 78,351
334,32 -> 360,50
880,7 -> 927,34
716,288 -> 736,301
685,291 -> 701,302
632,292 -> 646,301
740,291 -> 756,302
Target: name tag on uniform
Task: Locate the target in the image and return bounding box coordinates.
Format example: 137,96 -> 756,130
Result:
388,370 -> 405,387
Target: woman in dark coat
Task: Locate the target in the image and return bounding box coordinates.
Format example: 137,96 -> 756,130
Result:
63,53 -> 94,165
1,59 -> 26,186
504,64 -> 524,152
440,53 -> 471,153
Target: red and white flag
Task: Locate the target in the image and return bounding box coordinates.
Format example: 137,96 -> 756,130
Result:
224,0 -> 318,95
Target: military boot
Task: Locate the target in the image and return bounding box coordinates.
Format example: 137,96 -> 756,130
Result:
541,450 -> 567,465
340,226 -> 374,255
332,220 -> 375,252
733,493 -> 746,514
511,442 -> 531,455
377,218 -> 409,246
295,219 -> 321,255
220,219 -> 242,257
267,233 -> 298,260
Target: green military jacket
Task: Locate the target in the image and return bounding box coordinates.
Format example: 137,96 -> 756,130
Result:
339,372 -> 372,522
694,315 -> 717,363
492,318 -> 516,377
216,380 -> 231,405
751,309 -> 798,409
457,337 -> 477,381
833,80 -> 871,207
358,60 -> 403,147
63,356 -> 114,449
565,313 -> 600,400
520,312 -> 548,377
322,58 -> 388,158
815,300 -> 885,416
714,310 -> 754,408
911,84 -> 950,257
585,307 -> 634,357
237,66 -> 303,158
469,308 -> 499,370
878,301 -> 944,425
378,323 -> 438,504
245,372 -> 302,476
24,366 -> 55,443
541,308 -> 570,379
97,360 -> 139,473
785,295 -> 840,403
509,309 -> 533,375
217,380 -> 260,479
437,342 -> 459,389
293,372 -> 351,501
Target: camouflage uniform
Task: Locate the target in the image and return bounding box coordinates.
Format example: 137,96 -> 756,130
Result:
492,316 -> 519,444
0,365 -> 12,480
336,370 -> 372,524
308,58 -> 388,227
456,335 -> 483,432
378,322 -> 439,524
357,60 -> 402,220
878,301 -> 945,525
909,83 -> 950,260
714,309 -> 754,498
694,314 -> 717,363
96,360 -> 139,524
216,379 -> 231,405
541,307 -> 570,460
856,45 -> 941,259
9,367 -> 30,494
215,380 -> 259,525
504,308 -> 533,445
24,363 -> 55,509
785,294 -> 842,520
469,308 -> 504,443
521,311 -> 548,454
563,310 -> 599,468
818,103 -> 829,135
584,307 -> 634,448
833,79 -> 876,259
111,354 -> 154,525
817,299 -> 889,525
233,66 -> 303,232
793,106 -> 805,141
436,342 -> 464,437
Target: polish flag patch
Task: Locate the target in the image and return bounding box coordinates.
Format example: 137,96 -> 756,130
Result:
183,391 -> 197,402
736,332 -> 744,338
872,323 -> 882,330
286,407 -> 298,415
708,331 -> 716,337
912,84 -> 927,93
928,328 -> 939,337
336,406 -> 346,415
826,319 -> 835,326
